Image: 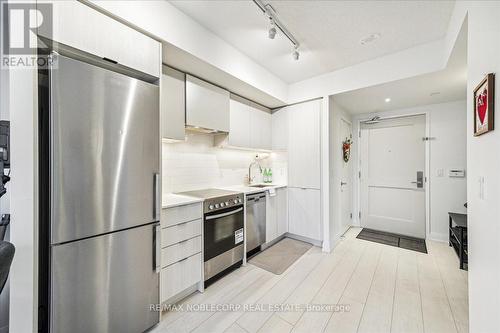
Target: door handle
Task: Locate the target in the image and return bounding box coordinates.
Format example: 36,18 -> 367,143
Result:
341,181 -> 347,186
412,171 -> 424,188
153,223 -> 161,273
153,173 -> 160,220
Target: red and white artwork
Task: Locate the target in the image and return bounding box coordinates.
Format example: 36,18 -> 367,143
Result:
474,73 -> 495,136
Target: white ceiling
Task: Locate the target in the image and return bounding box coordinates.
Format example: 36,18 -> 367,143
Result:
333,21 -> 467,115
169,0 -> 455,83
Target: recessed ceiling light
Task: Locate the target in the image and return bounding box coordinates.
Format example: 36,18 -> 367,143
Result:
360,33 -> 381,45
430,92 -> 441,96
385,98 -> 391,103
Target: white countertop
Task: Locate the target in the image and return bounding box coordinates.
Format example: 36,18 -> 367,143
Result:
163,184 -> 287,208
162,193 -> 204,209
217,184 -> 287,195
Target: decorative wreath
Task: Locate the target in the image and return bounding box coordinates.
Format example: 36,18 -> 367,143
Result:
342,138 -> 353,163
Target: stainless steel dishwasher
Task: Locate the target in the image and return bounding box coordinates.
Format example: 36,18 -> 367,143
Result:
246,191 -> 266,255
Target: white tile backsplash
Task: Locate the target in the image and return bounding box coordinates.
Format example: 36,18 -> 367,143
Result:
162,132 -> 287,193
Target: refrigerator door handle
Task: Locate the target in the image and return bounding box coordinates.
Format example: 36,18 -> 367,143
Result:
153,173 -> 160,221
153,223 -> 161,273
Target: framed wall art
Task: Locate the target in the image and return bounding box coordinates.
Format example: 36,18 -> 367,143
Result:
473,73 -> 495,136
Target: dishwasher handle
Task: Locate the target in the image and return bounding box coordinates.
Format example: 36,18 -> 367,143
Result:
247,192 -> 266,202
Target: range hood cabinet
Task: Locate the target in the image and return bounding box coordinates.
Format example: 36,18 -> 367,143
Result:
186,74 -> 230,133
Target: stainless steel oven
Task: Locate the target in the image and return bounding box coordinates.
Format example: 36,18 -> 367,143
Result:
204,204 -> 244,280
177,189 -> 244,285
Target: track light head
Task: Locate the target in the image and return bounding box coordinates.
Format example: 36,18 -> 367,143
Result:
268,19 -> 276,39
268,26 -> 276,39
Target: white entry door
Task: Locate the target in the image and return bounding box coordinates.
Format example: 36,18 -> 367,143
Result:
340,118 -> 353,234
360,115 -> 426,238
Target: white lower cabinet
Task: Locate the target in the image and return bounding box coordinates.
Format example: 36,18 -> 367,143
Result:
161,253 -> 202,302
266,194 -> 277,243
288,188 -> 321,241
161,219 -> 201,247
160,203 -> 203,303
161,236 -> 202,267
266,188 -> 288,243
276,188 -> 288,237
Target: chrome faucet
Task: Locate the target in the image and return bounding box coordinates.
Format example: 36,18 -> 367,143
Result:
248,159 -> 263,185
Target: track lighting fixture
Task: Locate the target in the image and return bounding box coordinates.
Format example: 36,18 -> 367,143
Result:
254,0 -> 300,61
268,19 -> 276,39
292,47 -> 299,61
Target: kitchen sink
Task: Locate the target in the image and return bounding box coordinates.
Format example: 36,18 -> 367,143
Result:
249,184 -> 269,188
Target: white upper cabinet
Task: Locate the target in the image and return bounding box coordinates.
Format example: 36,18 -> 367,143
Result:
40,0 -> 161,78
288,99 -> 321,189
186,75 -> 230,132
228,99 -> 250,147
250,108 -> 272,150
161,66 -> 185,141
221,97 -> 272,150
272,108 -> 288,151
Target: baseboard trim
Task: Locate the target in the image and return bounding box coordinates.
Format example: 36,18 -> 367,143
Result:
428,232 -> 449,243
285,233 -> 323,248
261,234 -> 287,250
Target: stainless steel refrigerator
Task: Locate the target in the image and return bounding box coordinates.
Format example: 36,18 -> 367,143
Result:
38,53 -> 161,333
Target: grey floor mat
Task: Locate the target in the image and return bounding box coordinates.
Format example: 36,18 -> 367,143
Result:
249,238 -> 312,275
357,228 -> 427,254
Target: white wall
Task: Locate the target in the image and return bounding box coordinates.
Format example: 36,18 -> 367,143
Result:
162,133 -> 287,194
429,101 -> 467,240
464,2 -> 500,332
351,100 -> 467,242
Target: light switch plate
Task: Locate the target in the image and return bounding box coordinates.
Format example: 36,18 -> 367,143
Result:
437,169 -> 444,177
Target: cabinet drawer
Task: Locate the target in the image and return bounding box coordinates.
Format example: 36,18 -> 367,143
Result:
162,236 -> 202,267
162,219 -> 202,247
161,203 -> 202,228
161,253 -> 202,302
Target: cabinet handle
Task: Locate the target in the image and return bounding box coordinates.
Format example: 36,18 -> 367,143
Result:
153,223 -> 161,273
153,173 -> 160,220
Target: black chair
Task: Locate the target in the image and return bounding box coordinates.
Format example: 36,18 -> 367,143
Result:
0,241 -> 15,294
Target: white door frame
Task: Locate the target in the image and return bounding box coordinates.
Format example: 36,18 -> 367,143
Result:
340,116 -> 353,236
355,111 -> 431,239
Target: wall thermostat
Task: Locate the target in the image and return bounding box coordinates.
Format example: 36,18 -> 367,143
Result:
449,169 -> 466,178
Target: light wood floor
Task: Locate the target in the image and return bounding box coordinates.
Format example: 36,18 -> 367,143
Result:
153,227 -> 468,333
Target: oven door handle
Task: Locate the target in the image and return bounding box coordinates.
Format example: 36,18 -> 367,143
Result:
205,207 -> 243,220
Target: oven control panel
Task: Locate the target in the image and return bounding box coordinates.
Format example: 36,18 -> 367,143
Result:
204,194 -> 243,213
